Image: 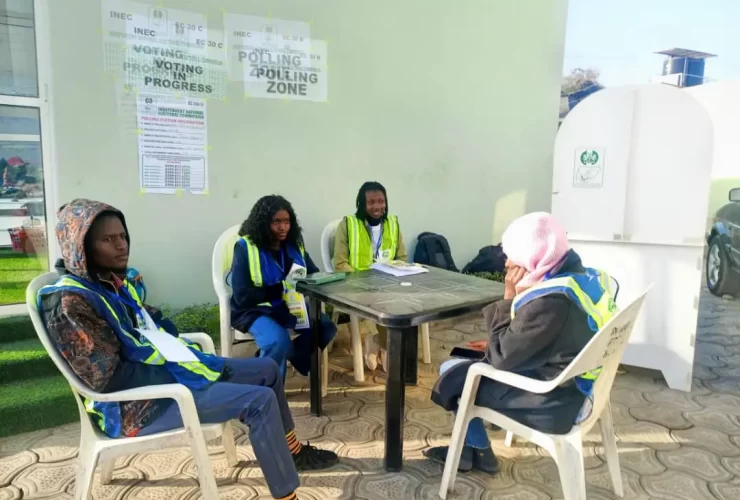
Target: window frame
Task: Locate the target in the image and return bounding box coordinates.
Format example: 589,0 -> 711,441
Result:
0,0 -> 56,316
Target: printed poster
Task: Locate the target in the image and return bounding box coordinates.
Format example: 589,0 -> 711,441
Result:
224,14 -> 327,102
102,0 -> 227,99
137,93 -> 208,195
573,148 -> 606,188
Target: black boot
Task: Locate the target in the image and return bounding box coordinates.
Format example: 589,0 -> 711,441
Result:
472,446 -> 499,475
424,445 -> 473,472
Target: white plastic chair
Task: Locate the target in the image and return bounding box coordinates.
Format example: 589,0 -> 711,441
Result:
26,272 -> 237,500
501,273 -> 621,451
212,225 -> 329,396
321,219 -> 364,382
440,288 -> 651,500
321,219 -> 432,382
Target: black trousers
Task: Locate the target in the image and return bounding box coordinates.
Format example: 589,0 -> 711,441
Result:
431,360 -> 585,435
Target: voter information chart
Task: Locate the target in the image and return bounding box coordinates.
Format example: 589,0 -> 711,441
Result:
137,93 -> 208,195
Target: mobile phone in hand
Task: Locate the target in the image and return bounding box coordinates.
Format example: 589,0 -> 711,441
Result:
450,347 -> 486,360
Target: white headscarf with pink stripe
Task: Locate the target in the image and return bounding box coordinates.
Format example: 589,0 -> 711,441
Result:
501,212 -> 570,290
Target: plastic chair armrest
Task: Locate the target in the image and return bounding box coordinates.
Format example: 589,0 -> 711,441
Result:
78,383 -> 193,404
181,332 -> 215,354
468,362 -> 559,394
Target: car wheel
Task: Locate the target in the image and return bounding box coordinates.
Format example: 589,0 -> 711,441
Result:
707,236 -> 739,296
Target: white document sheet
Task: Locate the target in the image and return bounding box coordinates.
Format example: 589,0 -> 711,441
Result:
137,329 -> 199,363
371,261 -> 429,277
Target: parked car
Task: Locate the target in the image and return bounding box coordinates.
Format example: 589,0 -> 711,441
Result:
707,188 -> 740,296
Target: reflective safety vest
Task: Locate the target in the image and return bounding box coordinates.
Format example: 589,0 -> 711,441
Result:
511,268 -> 617,386
346,215 -> 399,271
38,275 -> 223,437
239,236 -> 306,306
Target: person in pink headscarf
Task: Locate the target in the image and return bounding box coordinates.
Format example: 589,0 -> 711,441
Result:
426,212 -> 614,476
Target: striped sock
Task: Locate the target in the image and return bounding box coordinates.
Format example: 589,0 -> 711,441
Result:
286,430 -> 303,455
275,492 -> 297,500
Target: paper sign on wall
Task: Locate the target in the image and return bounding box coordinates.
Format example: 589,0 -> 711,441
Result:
102,0 -> 227,99
573,148 -> 606,188
137,93 -> 208,195
224,14 -> 327,102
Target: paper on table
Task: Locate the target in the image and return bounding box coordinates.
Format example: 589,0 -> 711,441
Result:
371,260 -> 429,277
137,329 -> 199,363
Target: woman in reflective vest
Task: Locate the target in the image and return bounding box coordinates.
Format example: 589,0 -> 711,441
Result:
427,212 -> 616,475
332,181 -> 408,371
230,195 -> 337,379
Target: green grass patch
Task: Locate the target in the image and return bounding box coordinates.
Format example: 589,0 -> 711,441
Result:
0,248 -> 47,306
468,271 -> 506,283
0,315 -> 38,342
0,375 -> 78,438
168,303 -> 221,344
0,338 -> 56,383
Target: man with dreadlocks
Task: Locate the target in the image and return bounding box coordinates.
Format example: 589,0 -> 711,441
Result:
230,194 -> 337,380
333,181 -> 408,372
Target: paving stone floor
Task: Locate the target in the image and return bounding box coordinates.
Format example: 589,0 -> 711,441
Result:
2,286 -> 740,499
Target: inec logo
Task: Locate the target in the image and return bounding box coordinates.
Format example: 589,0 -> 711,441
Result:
580,150 -> 600,166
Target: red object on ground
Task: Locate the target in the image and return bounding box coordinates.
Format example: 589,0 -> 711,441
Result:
8,228 -> 28,253
6,227 -> 43,255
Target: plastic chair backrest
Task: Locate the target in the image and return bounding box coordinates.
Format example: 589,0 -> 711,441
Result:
552,287 -> 650,432
26,272 -> 103,437
320,219 -> 341,272
211,224 -> 241,298
609,276 -> 620,301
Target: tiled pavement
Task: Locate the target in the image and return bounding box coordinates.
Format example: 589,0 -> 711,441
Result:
2,287 -> 740,499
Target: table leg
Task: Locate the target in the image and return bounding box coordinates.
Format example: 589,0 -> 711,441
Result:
385,326 -> 415,472
404,326 -> 418,385
308,297 -> 322,417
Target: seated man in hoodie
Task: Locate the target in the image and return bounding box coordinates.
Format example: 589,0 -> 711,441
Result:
425,212 -> 616,475
38,199 -> 338,500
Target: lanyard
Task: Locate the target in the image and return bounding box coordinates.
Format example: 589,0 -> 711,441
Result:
365,222 -> 384,258
272,247 -> 286,274
88,279 -> 145,326
102,283 -> 142,315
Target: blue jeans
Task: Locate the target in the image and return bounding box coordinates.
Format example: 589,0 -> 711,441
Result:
249,313 -> 336,379
139,357 -> 299,498
440,359 -> 490,449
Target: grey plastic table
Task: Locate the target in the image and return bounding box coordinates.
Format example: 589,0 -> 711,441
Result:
296,267 -> 505,471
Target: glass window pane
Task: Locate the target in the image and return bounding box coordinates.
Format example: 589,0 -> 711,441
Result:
0,104 -> 47,305
0,0 -> 38,97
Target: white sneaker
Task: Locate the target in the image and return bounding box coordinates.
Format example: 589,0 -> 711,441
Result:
365,333 -> 380,370
379,348 -> 387,373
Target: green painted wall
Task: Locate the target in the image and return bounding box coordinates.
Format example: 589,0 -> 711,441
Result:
46,0 -> 569,306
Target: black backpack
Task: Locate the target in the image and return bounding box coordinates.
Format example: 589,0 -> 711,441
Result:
414,232 -> 458,271
462,245 -> 507,274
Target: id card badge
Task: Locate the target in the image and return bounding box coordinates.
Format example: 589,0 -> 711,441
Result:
136,328 -> 199,362
286,263 -> 307,288
283,289 -> 310,329
377,249 -> 393,263
137,306 -> 160,331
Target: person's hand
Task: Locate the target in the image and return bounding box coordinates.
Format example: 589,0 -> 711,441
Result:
504,265 -> 527,300
467,340 -> 488,352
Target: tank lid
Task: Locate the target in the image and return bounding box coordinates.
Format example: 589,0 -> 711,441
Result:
654,48 -> 717,59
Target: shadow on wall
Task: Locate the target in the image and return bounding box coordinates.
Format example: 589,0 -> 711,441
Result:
491,190 -> 528,244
